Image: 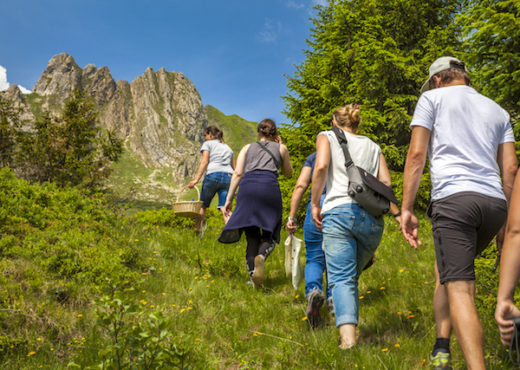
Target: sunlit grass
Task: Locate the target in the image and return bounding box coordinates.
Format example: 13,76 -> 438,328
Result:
3,201 -> 515,368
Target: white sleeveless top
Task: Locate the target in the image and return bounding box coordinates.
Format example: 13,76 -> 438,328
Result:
318,130 -> 381,213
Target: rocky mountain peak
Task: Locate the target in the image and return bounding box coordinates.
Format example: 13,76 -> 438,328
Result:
34,53 -> 82,97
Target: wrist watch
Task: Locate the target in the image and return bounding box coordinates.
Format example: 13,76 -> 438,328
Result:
287,217 -> 297,222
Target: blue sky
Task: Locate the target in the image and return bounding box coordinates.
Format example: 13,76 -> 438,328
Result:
0,0 -> 326,124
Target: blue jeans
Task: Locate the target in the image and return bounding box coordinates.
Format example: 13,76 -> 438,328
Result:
200,172 -> 232,208
322,203 -> 384,326
304,200 -> 331,300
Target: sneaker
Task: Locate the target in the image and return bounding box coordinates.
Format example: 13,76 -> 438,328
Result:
430,352 -> 451,369
252,255 -> 265,287
306,289 -> 324,329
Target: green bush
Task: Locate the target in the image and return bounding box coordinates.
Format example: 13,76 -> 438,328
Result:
0,168 -> 148,361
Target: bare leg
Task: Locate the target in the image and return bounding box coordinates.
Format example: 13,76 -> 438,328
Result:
445,280 -> 485,370
338,324 -> 356,349
433,262 -> 451,338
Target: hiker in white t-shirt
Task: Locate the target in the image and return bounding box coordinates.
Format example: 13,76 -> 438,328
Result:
188,126 -> 235,226
401,56 -> 518,369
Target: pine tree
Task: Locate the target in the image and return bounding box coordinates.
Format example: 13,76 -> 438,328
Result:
458,0 -> 520,124
17,90 -> 122,188
0,95 -> 23,168
282,0 -> 462,171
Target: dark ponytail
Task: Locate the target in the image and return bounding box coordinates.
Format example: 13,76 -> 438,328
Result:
204,125 -> 224,142
257,119 -> 277,140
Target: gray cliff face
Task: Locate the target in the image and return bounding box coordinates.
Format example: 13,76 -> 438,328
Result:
1,85 -> 35,124
34,53 -> 82,97
20,53 -> 209,179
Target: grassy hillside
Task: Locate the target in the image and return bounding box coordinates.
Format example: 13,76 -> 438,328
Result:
205,105 -> 258,155
106,106 -> 256,205
0,168 -> 516,369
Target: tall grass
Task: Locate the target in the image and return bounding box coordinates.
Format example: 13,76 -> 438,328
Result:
1,193 -> 516,368
94,210 -> 514,368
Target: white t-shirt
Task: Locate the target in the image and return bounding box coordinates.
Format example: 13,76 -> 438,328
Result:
410,85 -> 514,201
319,130 -> 381,214
200,139 -> 234,174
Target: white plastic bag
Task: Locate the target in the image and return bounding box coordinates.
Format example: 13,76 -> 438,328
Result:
284,234 -> 303,289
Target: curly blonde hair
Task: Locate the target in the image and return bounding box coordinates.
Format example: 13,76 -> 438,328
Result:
332,104 -> 360,129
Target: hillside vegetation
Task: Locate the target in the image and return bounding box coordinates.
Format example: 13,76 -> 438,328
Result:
0,167 -> 515,369
106,105 -> 257,204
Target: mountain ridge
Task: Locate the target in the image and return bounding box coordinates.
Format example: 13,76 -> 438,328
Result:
1,53 -> 258,201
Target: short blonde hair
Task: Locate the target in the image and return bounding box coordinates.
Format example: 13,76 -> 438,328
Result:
332,104 -> 360,129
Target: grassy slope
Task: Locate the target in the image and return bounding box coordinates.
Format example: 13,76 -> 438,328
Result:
204,105 -> 258,155
2,194 -> 516,368
106,106 -> 257,205
124,214 -> 512,369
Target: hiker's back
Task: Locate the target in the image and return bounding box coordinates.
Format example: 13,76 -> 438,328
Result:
412,85 -> 514,200
244,141 -> 281,174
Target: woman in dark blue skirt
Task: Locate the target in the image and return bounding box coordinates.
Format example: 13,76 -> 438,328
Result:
218,119 -> 292,287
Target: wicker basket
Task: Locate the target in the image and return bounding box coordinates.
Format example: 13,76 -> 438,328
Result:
173,186 -> 203,218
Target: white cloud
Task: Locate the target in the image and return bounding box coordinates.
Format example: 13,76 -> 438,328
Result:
286,0 -> 305,9
18,85 -> 31,94
0,65 -> 31,94
313,0 -> 328,6
257,18 -> 283,43
0,66 -> 9,91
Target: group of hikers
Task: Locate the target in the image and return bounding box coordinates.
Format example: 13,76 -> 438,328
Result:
186,56 -> 520,369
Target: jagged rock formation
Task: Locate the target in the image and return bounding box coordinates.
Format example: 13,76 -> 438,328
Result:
7,53 -> 208,179
2,85 -> 35,124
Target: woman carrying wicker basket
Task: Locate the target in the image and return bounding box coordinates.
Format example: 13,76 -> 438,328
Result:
218,119 -> 292,287
188,126 -> 235,227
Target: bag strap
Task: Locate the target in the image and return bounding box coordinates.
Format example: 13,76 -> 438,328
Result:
331,126 -> 355,170
256,142 -> 281,169
332,127 -> 398,205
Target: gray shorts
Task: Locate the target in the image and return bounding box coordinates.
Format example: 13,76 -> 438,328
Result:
428,191 -> 507,284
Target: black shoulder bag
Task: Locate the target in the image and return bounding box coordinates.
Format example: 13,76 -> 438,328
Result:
256,142 -> 281,169
332,126 -> 398,218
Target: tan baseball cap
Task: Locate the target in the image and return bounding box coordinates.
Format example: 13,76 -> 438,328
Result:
420,56 -> 467,94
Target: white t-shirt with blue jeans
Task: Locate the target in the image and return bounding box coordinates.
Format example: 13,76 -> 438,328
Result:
200,139 -> 234,174
199,140 -> 234,208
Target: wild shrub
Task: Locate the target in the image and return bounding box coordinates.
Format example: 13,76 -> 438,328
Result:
0,168 -> 146,356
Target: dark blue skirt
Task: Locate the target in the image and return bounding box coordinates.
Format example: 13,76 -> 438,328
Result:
218,170 -> 282,244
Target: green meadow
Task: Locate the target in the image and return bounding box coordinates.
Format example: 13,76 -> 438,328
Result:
0,168 -> 516,369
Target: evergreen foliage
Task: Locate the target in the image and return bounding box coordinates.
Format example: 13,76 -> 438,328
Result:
0,96 -> 23,169
459,0 -> 520,124
282,0 -> 462,173
12,90 -> 122,189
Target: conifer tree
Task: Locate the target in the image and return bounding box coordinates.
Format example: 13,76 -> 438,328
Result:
458,0 -> 520,124
17,90 -> 122,188
283,0 -> 462,171
0,95 -> 22,168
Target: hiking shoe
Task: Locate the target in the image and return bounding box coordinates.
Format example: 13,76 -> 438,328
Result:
252,255 -> 265,287
306,289 -> 324,328
430,352 -> 452,369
